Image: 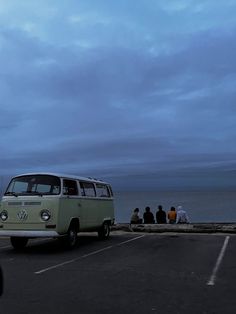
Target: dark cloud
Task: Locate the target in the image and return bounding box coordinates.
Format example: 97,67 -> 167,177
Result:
0,1 -> 236,190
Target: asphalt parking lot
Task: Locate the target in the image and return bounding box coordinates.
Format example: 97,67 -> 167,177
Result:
0,232 -> 236,314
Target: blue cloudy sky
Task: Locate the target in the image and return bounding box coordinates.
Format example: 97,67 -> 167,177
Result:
0,0 -> 236,190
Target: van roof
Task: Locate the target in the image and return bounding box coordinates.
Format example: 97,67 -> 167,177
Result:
13,172 -> 109,185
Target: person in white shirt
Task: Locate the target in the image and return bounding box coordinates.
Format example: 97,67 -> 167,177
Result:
176,206 -> 190,224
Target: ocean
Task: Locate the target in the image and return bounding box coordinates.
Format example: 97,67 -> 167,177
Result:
113,189 -> 236,223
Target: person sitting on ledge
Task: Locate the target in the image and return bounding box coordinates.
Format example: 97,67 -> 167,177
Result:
167,206 -> 177,224
156,205 -> 167,224
130,208 -> 143,224
143,206 -> 155,224
176,206 -> 190,224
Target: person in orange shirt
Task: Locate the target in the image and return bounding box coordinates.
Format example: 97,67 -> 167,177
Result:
167,206 -> 177,224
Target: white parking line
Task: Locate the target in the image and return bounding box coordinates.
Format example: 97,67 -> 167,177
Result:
35,234 -> 145,275
0,245 -> 12,250
116,234 -> 145,246
207,235 -> 230,286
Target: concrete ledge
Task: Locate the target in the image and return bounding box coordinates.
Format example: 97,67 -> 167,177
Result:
112,223 -> 236,234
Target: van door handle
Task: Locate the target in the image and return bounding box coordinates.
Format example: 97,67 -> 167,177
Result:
78,203 -> 81,207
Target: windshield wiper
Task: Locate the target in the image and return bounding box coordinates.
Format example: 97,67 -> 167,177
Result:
4,192 -> 18,197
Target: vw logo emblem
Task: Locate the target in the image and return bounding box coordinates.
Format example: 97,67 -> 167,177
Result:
17,209 -> 28,221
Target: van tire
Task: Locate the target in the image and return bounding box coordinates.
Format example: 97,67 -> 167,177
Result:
10,237 -> 28,250
98,222 -> 110,239
64,223 -> 78,249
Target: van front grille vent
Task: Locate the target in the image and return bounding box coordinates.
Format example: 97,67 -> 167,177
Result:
7,201 -> 42,206
24,202 -> 42,206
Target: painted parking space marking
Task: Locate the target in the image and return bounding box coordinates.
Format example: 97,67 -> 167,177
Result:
0,245 -> 12,250
35,234 -> 145,275
207,235 -> 230,286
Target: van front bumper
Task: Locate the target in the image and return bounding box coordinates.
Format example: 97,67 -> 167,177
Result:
0,230 -> 59,238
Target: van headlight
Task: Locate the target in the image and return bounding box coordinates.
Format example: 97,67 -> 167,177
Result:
40,210 -> 51,221
0,210 -> 8,221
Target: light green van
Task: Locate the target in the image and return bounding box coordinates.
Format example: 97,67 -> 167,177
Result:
0,173 -> 115,249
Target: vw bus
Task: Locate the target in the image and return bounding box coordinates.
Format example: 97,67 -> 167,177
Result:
0,173 -> 115,249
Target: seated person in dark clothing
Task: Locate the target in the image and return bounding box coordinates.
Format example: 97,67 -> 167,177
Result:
143,206 -> 155,224
130,208 -> 142,224
156,205 -> 167,224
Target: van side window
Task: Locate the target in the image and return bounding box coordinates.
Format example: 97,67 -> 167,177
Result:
80,182 -> 96,197
96,184 -> 110,197
63,180 -> 78,195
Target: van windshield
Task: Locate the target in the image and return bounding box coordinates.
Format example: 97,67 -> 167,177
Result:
4,175 -> 61,196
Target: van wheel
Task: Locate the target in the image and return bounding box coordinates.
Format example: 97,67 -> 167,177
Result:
65,225 -> 78,249
98,222 -> 110,239
10,237 -> 28,250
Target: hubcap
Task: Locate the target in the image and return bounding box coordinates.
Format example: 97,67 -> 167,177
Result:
104,224 -> 109,236
69,229 -> 76,245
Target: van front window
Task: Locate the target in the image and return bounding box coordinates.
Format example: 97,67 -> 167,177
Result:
5,175 -> 61,196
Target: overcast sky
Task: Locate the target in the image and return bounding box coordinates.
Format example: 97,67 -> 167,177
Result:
0,0 -> 236,190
